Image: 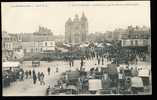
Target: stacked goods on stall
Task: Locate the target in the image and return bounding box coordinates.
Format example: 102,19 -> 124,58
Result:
2,62 -> 21,87
48,70 -> 82,95
138,69 -> 150,86
138,68 -> 150,93
64,71 -> 80,94
131,77 -> 144,94
65,71 -> 80,85
66,85 -> 78,94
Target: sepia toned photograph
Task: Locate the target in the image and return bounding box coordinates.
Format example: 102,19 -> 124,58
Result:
1,1 -> 151,96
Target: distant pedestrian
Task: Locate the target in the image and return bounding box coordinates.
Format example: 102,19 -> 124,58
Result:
19,71 -> 23,81
69,57 -> 72,67
80,59 -> 84,71
48,67 -> 51,75
102,57 -> 104,65
72,59 -> 74,66
29,70 -> 31,78
98,57 -> 100,65
19,69 -> 24,81
25,70 -> 29,79
40,72 -> 45,85
32,70 -> 35,75
33,73 -> 37,84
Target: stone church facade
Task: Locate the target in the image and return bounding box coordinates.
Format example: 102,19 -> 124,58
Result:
65,13 -> 88,44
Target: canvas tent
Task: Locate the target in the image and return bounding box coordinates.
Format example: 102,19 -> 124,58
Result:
138,69 -> 149,77
131,77 -> 144,88
88,79 -> 103,91
3,62 -> 21,68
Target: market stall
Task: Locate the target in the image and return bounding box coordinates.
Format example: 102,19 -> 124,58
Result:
2,61 -> 21,87
131,77 -> 144,94
88,79 -> 103,94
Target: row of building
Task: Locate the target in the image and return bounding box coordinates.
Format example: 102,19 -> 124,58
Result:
120,26 -> 151,47
2,26 -> 55,61
87,26 -> 150,47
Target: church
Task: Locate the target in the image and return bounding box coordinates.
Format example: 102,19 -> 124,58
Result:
65,12 -> 88,44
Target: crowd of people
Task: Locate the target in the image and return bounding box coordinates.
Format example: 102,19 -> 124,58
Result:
18,69 -> 46,86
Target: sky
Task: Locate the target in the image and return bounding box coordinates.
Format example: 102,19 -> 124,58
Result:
2,1 -> 150,35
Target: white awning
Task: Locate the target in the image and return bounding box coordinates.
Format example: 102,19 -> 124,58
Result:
138,69 -> 149,77
63,43 -> 71,47
106,43 -> 112,46
97,43 -> 104,48
80,44 -> 89,48
131,77 -> 144,87
3,62 -> 21,68
88,79 -> 103,91
43,47 -> 55,51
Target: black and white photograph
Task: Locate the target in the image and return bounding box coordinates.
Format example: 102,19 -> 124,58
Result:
1,1 -> 151,96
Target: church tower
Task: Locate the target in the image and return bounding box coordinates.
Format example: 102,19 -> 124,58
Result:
72,14 -> 81,43
80,12 -> 88,42
65,18 -> 72,43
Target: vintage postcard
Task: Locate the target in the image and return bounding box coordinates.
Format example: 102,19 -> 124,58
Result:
2,1 -> 151,96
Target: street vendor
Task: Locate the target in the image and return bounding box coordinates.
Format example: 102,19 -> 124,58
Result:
19,68 -> 24,81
